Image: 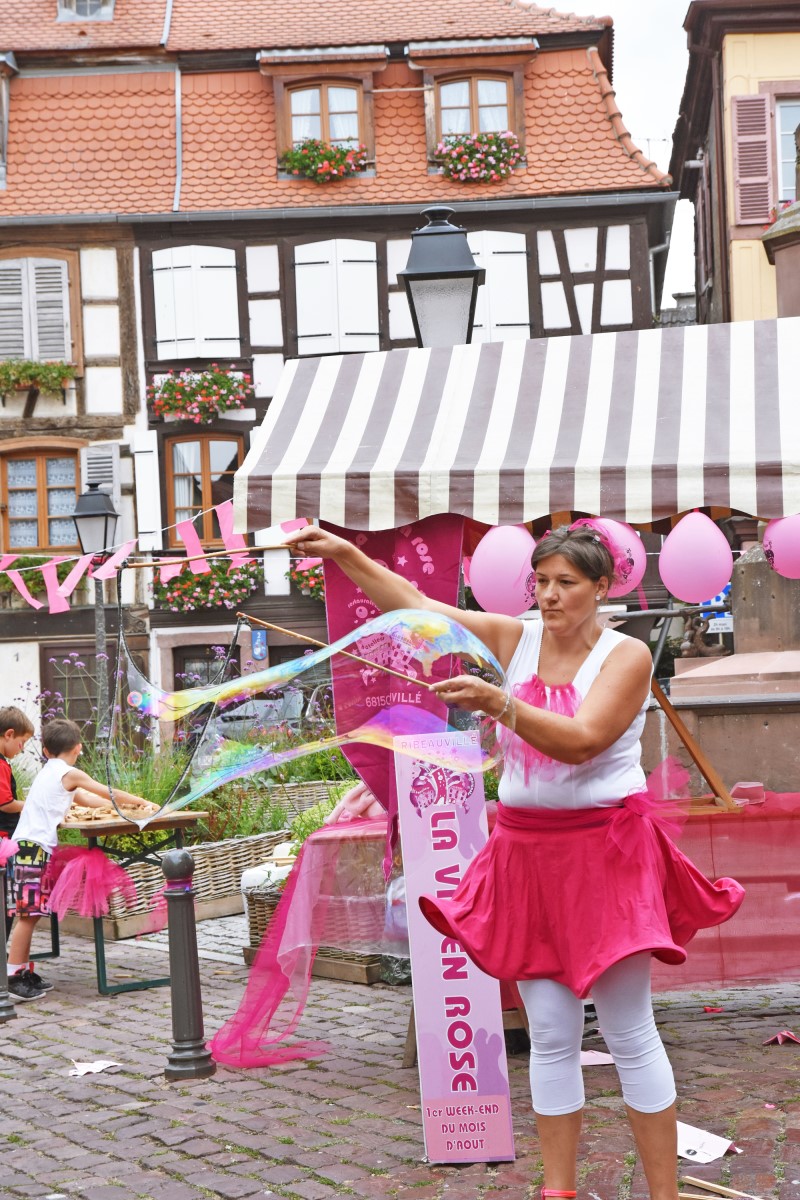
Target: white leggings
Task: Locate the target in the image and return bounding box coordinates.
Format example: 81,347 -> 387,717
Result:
516,952 -> 676,1116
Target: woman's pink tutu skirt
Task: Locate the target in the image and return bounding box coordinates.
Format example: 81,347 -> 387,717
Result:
419,800 -> 744,998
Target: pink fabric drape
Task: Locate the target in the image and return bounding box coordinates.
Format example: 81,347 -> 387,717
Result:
210,818 -> 391,1067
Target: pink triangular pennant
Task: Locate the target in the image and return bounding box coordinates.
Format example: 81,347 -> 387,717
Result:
0,555 -> 43,610
57,554 -> 94,598
215,499 -> 254,568
40,557 -> 72,615
92,539 -> 137,581
158,559 -> 184,584
175,520 -> 211,575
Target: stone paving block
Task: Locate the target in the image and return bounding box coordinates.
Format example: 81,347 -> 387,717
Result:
183,1171 -> 264,1197
282,1181 -> 344,1200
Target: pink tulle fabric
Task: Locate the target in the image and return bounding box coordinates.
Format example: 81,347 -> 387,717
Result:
0,838 -> 18,867
497,674 -> 581,782
210,818 -> 391,1068
137,883 -> 168,936
46,846 -> 139,920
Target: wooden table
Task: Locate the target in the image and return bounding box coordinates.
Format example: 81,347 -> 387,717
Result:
58,810 -> 208,996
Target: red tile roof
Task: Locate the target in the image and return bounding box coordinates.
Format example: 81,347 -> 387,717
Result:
0,0 -> 610,54
0,71 -> 175,216
166,0 -> 611,52
0,47 -> 667,220
0,0 -> 167,53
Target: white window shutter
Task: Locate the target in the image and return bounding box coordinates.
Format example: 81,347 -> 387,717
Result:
132,431 -> 163,551
31,259 -> 70,361
295,241 -> 338,356
0,260 -> 28,359
467,231 -> 530,344
486,231 -> 530,341
152,245 -> 240,359
335,240 -> 379,353
152,247 -> 186,358
80,442 -> 121,514
467,232 -> 489,344
194,245 -> 241,358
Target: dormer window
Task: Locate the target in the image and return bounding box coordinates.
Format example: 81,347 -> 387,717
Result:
437,77 -> 511,138
288,82 -> 361,148
57,0 -> 115,21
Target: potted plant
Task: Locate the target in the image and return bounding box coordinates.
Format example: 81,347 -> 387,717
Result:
436,130 -> 522,182
147,364 -> 254,424
152,559 -> 263,613
0,359 -> 76,398
278,138 -> 369,183
286,560 -> 325,600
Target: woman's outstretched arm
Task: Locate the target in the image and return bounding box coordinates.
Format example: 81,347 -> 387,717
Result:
284,525 -> 523,668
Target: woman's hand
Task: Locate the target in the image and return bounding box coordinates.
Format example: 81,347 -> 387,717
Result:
283,525 -> 351,561
431,675 -> 511,724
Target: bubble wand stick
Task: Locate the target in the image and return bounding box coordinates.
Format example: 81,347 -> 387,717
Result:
237,611 -> 433,691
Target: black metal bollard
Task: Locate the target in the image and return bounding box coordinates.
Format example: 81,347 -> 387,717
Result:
162,848 -> 215,1080
0,867 -> 17,1023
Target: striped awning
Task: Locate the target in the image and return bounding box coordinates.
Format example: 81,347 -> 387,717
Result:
233,317 -> 800,532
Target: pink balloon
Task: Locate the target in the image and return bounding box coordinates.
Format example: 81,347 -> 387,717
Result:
469,525 -> 536,616
658,512 -> 733,603
763,515 -> 800,579
594,518 -> 647,598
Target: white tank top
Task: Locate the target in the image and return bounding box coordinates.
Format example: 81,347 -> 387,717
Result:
497,619 -> 648,811
14,756 -> 74,853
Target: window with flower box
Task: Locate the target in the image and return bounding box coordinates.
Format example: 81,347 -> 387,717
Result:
288,82 -> 362,148
269,71 -> 376,168
165,434 -> 244,547
421,66 -> 526,165
0,449 -> 79,551
437,76 -> 511,139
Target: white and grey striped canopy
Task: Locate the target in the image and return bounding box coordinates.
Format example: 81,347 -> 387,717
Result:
233,317 -> 800,532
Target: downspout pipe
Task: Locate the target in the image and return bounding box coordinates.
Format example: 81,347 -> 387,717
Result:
649,235 -> 671,317
711,50 -> 731,323
172,67 -> 182,213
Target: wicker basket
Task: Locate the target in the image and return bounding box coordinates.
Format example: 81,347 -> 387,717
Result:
107,830 -> 290,919
268,780 -> 346,816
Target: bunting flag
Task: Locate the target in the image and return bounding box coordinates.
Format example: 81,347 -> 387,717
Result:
56,553 -> 94,599
92,540 -> 138,581
0,505 -> 309,615
39,557 -> 72,615
175,520 -> 212,575
215,499 -> 255,568
0,554 -> 43,610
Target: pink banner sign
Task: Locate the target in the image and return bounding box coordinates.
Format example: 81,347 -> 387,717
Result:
395,730 -> 515,1165
322,516 -> 464,833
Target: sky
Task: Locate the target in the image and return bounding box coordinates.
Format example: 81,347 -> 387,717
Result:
560,0 -> 694,306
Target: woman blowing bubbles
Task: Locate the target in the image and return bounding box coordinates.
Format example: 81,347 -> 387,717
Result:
286,522 -> 743,1200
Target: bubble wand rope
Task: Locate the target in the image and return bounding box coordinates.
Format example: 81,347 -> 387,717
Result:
237,611 -> 433,691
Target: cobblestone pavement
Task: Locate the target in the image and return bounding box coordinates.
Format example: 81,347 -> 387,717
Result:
1,914 -> 798,1200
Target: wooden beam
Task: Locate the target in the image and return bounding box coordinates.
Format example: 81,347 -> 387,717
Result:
650,677 -> 738,812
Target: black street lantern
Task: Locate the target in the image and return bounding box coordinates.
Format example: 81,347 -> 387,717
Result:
71,482 -> 120,738
72,481 -> 119,560
397,206 -> 486,348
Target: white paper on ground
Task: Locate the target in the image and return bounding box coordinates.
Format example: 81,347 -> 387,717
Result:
677,1120 -> 740,1162
580,1050 -> 615,1065
69,1060 -> 121,1076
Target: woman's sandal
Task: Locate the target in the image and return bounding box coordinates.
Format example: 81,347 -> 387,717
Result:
541,1191 -> 577,1199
